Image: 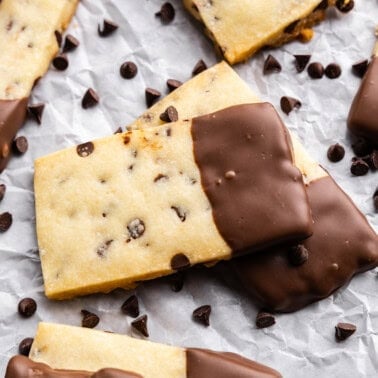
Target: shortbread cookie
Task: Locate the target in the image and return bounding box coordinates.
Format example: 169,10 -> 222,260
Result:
0,0 -> 78,171
183,1 -> 335,64
34,103 -> 312,299
348,42 -> 378,146
7,322 -> 281,378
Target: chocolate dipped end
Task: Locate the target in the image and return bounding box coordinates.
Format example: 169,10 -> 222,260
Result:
186,348 -> 281,378
232,176 -> 378,312
348,56 -> 378,146
191,103 -> 313,254
5,355 -> 143,378
0,98 -> 28,171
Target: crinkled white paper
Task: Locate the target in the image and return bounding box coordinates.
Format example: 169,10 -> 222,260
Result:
0,1 -> 377,377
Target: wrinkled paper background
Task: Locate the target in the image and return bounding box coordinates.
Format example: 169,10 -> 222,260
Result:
0,1 -> 377,377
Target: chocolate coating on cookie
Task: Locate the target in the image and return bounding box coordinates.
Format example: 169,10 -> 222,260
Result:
231,176 -> 378,312
191,103 -> 312,254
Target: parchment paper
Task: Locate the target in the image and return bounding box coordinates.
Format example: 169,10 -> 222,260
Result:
0,1 -> 377,377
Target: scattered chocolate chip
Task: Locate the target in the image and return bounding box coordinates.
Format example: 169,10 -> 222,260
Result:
167,79 -> 182,92
114,127 -> 122,134
0,184 -> 6,202
288,245 -> 309,266
155,2 -> 175,24
327,143 -> 345,162
193,305 -> 211,327
192,59 -> 207,76
325,63 -> 342,79
224,170 -> 236,179
121,295 -> 140,318
160,106 -> 178,122
18,338 -> 34,356
335,322 -> 356,341
54,30 -> 62,47
82,88 -> 99,109
154,173 -> 168,182
307,62 -> 324,79
13,136 -> 28,155
131,314 -> 149,337
352,138 -> 373,157
263,55 -> 282,74
170,253 -> 190,271
145,88 -> 161,107
98,19 -> 118,37
76,141 -> 94,157
370,150 -> 378,170
0,212 -> 12,232
256,311 -> 276,329
52,54 -> 69,71
18,298 -> 37,318
352,60 -> 369,78
96,239 -> 113,257
373,188 -> 378,211
294,55 -> 311,73
62,34 -> 80,53
81,310 -> 100,328
171,206 -> 186,221
28,103 -> 45,124
284,20 -> 299,34
127,218 -> 145,239
169,272 -> 185,292
120,61 -> 138,79
336,0 -> 355,13
280,96 -> 301,115
350,159 -> 369,176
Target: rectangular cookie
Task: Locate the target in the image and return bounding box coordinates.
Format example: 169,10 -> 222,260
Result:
182,0 -> 334,64
35,103 -> 312,299
6,322 -> 281,378
0,0 -> 79,171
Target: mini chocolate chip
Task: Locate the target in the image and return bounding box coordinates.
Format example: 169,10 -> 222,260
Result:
284,20 -> 299,34
28,103 -> 45,124
307,62 -> 324,79
77,141 -> 94,157
256,311 -> 276,329
192,59 -> 207,76
54,30 -> 62,47
280,96 -> 301,115
155,2 -> 175,24
52,54 -> 69,70
352,138 -> 373,157
350,159 -> 369,176
82,88 -> 99,109
114,127 -> 122,134
263,54 -> 281,74
193,305 -> 211,327
0,212 -> 12,232
170,253 -> 190,271
0,184 -> 6,202
336,0 -> 354,13
160,106 -> 178,122
154,173 -> 168,182
13,136 -> 28,155
120,61 -> 138,79
127,218 -> 145,239
169,272 -> 185,292
96,239 -> 113,257
121,295 -> 140,318
167,79 -> 183,92
81,310 -> 100,328
325,63 -> 342,79
62,34 -> 80,53
288,244 -> 309,266
352,60 -> 369,78
18,338 -> 34,356
171,206 -> 186,222
335,322 -> 356,341
131,314 -> 149,337
370,150 -> 378,170
327,143 -> 345,162
145,88 -> 161,107
98,19 -> 119,37
373,189 -> 378,211
18,298 -> 37,318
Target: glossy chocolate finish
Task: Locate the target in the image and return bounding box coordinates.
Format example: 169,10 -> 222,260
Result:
186,348 -> 281,378
232,176 -> 378,312
191,103 -> 313,254
348,56 -> 378,146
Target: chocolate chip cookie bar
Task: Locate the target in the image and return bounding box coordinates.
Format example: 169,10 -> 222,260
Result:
6,322 -> 281,378
0,0 -> 78,171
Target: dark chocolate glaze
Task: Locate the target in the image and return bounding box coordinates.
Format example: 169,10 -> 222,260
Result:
0,98 -> 28,172
5,356 -> 142,378
348,56 -> 378,146
231,176 -> 378,312
186,348 -> 281,378
191,103 -> 313,254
